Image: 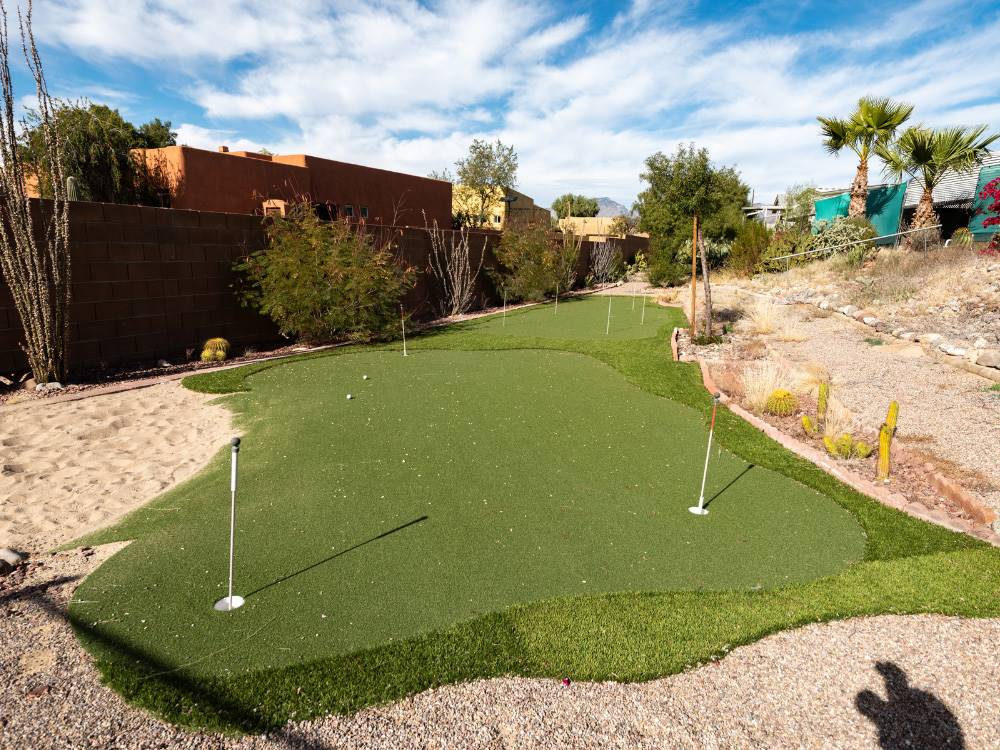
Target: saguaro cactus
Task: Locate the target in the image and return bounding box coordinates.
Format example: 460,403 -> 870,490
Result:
876,401 -> 899,482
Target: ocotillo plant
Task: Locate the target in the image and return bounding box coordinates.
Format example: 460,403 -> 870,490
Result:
876,401 -> 899,482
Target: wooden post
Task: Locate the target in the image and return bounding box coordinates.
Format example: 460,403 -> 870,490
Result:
690,214 -> 698,337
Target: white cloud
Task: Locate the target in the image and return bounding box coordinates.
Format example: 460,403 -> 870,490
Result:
30,0 -> 1000,207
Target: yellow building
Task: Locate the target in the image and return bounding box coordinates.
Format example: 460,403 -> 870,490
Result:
452,185 -> 551,229
558,216 -> 647,241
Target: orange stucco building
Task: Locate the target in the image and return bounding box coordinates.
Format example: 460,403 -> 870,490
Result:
139,145 -> 453,227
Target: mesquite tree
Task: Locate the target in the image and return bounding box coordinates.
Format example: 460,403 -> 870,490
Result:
0,0 -> 70,383
426,214 -> 486,317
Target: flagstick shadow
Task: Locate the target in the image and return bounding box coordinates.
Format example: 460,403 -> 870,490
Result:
245,515 -> 429,598
702,464 -> 754,509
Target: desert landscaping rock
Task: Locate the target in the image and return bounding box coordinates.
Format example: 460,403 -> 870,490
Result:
976,349 -> 1000,369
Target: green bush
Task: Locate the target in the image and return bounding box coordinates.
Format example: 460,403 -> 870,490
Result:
727,221 -> 771,277
234,203 -> 414,343
816,216 -> 877,264
647,244 -> 689,287
761,228 -> 816,271
494,223 -> 579,301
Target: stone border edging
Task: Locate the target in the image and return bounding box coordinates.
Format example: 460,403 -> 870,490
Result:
671,327 -> 1000,547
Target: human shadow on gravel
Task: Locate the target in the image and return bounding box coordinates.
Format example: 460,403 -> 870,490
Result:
856,661 -> 965,749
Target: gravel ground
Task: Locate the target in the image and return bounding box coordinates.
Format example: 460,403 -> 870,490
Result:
4,546 -> 998,749
758,303 -> 1000,517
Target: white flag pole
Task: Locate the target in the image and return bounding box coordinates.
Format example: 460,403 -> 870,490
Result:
214,437 -> 245,611
605,294 -> 612,335
689,394 -> 720,516
554,282 -> 559,314
502,290 -> 507,327
400,305 -> 408,357
632,279 -> 636,310
641,292 -> 647,325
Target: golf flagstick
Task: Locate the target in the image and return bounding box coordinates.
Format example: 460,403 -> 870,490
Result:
632,280 -> 636,310
554,282 -> 559,314
641,293 -> 647,325
502,290 -> 507,327
689,393 -> 720,516
605,294 -> 612,335
400,305 -> 408,357
214,437 -> 245,611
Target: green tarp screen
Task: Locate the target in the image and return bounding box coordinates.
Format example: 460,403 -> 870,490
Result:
813,182 -> 907,245
969,165 -> 1000,241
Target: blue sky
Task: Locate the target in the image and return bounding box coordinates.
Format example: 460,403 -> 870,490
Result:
14,0 -> 1000,209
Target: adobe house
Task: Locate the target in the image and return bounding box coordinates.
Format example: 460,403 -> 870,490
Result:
137,145 -> 453,227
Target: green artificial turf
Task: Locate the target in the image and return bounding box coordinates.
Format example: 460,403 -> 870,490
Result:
470,293 -> 670,340
67,295 -> 1000,734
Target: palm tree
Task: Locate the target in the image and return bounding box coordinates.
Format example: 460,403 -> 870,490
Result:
818,97 -> 914,218
877,125 -> 999,230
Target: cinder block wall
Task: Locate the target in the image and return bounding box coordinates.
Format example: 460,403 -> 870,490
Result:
0,201 -> 646,376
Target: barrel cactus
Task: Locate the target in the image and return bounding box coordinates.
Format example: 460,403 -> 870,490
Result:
200,337 -> 231,362
765,388 -> 798,416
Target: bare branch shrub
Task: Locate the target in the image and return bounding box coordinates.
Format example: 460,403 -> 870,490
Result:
426,213 -> 486,317
590,239 -> 621,283
0,0 -> 70,382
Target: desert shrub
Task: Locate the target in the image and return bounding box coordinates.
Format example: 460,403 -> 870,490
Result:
200,337 -> 230,362
553,232 -> 582,293
675,238 -> 731,269
727,221 -> 771,277
494,222 -> 580,301
235,202 -> 414,343
761,228 -> 816,271
814,216 -> 877,265
647,251 -> 689,287
590,240 -> 623,284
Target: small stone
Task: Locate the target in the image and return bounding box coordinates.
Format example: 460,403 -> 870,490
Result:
862,316 -> 880,327
899,331 -> 916,341
22,378 -> 36,391
34,381 -> 63,393
974,337 -> 989,349
157,359 -> 171,367
940,344 -> 967,358
852,309 -> 868,322
917,333 -> 943,346
839,305 -> 859,317
0,547 -> 24,574
0,374 -> 11,386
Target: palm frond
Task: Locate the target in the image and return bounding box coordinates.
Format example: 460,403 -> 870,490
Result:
817,116 -> 852,156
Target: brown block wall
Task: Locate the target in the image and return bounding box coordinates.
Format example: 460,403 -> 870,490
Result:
0,202 -> 647,376
0,201 -> 277,375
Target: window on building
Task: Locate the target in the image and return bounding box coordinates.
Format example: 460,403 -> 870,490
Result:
343,205 -> 354,218
494,215 -> 502,224
360,206 -> 369,219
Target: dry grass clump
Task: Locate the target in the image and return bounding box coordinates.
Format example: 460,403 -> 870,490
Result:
823,394 -> 855,438
744,298 -> 779,334
739,361 -> 789,413
790,362 -> 829,393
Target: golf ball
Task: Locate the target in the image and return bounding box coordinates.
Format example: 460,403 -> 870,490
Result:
346,394 -> 353,400
363,374 -> 369,380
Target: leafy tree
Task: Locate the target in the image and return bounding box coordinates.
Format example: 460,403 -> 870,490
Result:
21,100 -> 177,204
453,139 -> 518,227
235,202 -> 414,343
634,144 -> 748,333
608,214 -> 638,238
877,125 -> 999,230
818,96 -> 913,219
781,183 -> 818,232
493,221 -> 551,301
551,193 -> 599,218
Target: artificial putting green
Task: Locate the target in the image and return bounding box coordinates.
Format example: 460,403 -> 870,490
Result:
470,293 -> 671,340
67,296 -> 1000,733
